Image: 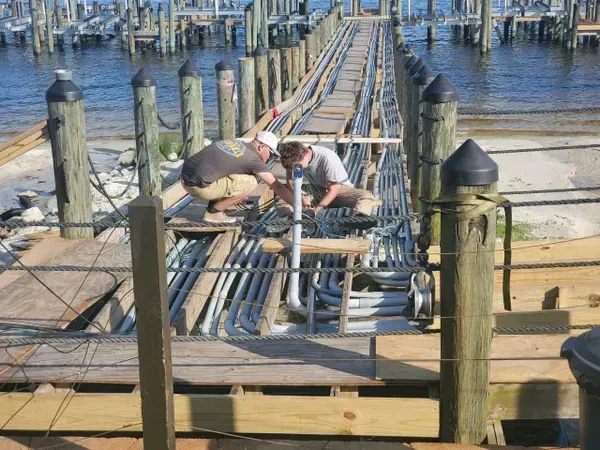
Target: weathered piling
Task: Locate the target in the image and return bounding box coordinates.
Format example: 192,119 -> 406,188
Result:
69,0 -> 76,23
127,5 -> 135,55
305,30 -> 315,71
420,74 -> 458,244
254,45 -> 269,120
93,0 -> 99,15
45,70 -> 93,241
129,196 -> 176,450
398,45 -> 413,118
245,5 -> 253,55
570,1 -> 580,50
480,0 -> 492,52
409,65 -> 435,210
404,57 -> 424,173
31,0 -> 42,56
268,48 -> 282,107
281,47 -> 293,101
179,17 -> 186,49
45,0 -> 54,52
215,59 -> 236,140
55,0 -> 63,29
291,45 -> 300,91
252,0 -> 260,50
76,2 -> 84,20
401,53 -> 418,151
439,139 -> 498,444
427,0 -> 436,42
132,68 -> 162,196
261,0 -> 268,48
298,39 -> 306,80
158,4 -> 166,56
179,59 -> 204,158
379,0 -> 387,15
238,56 -> 256,136
168,0 -> 175,53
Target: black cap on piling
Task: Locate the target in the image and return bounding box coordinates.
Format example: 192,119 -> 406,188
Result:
253,45 -> 268,56
131,67 -> 157,87
413,64 -> 435,85
178,59 -> 201,78
422,74 -> 459,103
408,58 -> 425,77
561,327 -> 600,397
215,58 -> 234,71
402,44 -> 412,54
441,139 -> 498,186
403,54 -> 418,70
46,69 -> 83,102
158,3 -> 163,11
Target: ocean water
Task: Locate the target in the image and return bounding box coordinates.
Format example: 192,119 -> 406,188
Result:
1,0 -> 599,138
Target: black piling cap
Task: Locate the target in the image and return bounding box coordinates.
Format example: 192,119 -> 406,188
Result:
178,59 -> 201,78
413,64 -> 435,85
403,54 -> 418,70
422,74 -> 459,103
441,139 -> 498,186
402,44 -> 412,54
131,67 -> 157,87
253,45 -> 268,57
46,69 -> 83,103
407,58 -> 425,77
158,3 -> 164,11
561,327 -> 600,394
215,58 -> 234,71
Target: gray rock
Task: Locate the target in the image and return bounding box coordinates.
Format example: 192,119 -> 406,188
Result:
21,207 -> 45,223
18,190 -> 39,209
97,172 -> 111,184
47,197 -> 58,215
117,149 -> 137,167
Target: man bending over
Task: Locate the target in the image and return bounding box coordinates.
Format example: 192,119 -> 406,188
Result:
182,131 -> 296,223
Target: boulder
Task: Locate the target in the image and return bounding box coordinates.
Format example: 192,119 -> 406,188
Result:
20,207 -> 45,223
117,149 -> 137,167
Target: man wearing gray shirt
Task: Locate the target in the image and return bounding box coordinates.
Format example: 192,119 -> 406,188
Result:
278,142 -> 377,219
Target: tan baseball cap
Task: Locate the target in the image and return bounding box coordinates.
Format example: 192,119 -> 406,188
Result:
255,131 -> 280,157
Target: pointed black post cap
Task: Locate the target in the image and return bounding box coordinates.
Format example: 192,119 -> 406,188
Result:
422,74 -> 458,103
441,139 -> 498,186
561,327 -> 600,394
407,58 -> 425,77
403,54 -> 419,70
215,58 -> 234,71
413,64 -> 435,85
253,45 -> 267,56
158,3 -> 164,11
46,69 -> 83,102
131,67 -> 157,87
178,59 -> 201,78
402,43 -> 412,54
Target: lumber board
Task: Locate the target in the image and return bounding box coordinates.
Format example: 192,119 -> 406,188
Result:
165,216 -> 241,233
0,393 -> 439,437
0,135 -> 49,167
262,237 -> 370,254
171,231 -> 237,335
89,278 -> 134,332
375,334 -> 572,383
0,121 -> 46,153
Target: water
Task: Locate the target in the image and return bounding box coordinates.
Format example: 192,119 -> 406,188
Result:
1,0 -> 599,138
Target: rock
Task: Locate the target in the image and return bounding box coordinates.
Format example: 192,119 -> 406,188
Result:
18,190 -> 39,209
20,207 -> 45,223
47,197 -> 58,215
167,152 -> 179,161
97,172 -> 111,183
204,138 -> 212,147
110,169 -> 121,177
117,149 -> 137,167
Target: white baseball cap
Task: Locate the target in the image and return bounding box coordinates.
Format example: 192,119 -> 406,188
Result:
255,131 -> 280,157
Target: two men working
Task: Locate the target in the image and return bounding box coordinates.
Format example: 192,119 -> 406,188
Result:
181,131 -> 376,223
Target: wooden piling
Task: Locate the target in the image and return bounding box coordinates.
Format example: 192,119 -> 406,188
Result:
131,68 -> 162,196
127,5 -> 135,55
129,196 -> 176,450
76,2 -> 84,20
238,57 -> 256,136
45,70 -> 94,241
261,0 -> 268,48
298,39 -> 306,80
427,0 -> 436,42
252,0 -> 260,51
225,19 -> 232,45
268,48 -> 282,107
254,45 -> 269,120
158,3 -> 166,56
409,65 -> 435,211
179,59 -> 204,158
31,0 -> 42,56
55,0 -> 63,29
480,0 -> 491,52
179,17 -> 186,49
245,5 -> 252,56
404,57 -> 424,174
168,0 -> 175,53
420,74 -> 458,244
439,139 -> 498,444
291,45 -> 300,91
215,59 -> 236,140
305,30 -> 315,71
570,1 -> 580,50
69,0 -> 76,23
281,47 -> 292,101
401,53 -> 418,152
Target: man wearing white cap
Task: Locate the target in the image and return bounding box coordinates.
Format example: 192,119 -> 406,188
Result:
182,131 -> 297,223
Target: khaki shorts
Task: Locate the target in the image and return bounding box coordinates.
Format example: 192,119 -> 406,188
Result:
183,175 -> 258,201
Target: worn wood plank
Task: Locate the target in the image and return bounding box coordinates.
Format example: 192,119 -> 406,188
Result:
89,278 -> 135,333
0,121 -> 47,153
263,237 -> 369,254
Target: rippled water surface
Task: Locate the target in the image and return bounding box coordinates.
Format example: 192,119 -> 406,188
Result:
1,0 -> 599,138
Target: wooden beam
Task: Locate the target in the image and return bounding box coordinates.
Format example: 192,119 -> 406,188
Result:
165,217 -> 241,234
89,278 -> 134,332
339,254 -> 355,333
263,237 -> 370,254
0,121 -> 47,153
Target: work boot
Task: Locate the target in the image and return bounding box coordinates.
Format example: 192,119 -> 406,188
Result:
203,210 -> 237,224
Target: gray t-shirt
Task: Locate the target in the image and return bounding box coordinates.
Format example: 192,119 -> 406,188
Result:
303,145 -> 351,188
182,140 -> 270,187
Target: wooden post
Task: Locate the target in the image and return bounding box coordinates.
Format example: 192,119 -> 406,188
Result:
69,0 -> 76,23
379,0 -> 386,15
420,74 -> 458,244
45,69 -> 93,241
291,44 -> 300,91
252,0 -> 260,50
225,18 -> 232,45
427,0 -> 436,42
31,0 -> 42,56
158,3 -> 166,56
298,39 -> 306,80
179,17 -> 186,49
261,0 -> 268,48
215,58 -> 236,140
472,0 -> 481,45
410,64 -> 434,211
439,139 -> 498,444
510,15 -> 517,39
93,0 -> 99,15
480,0 -> 491,53
238,56 -> 256,136
129,196 -> 176,450
131,68 -> 162,196
254,45 -> 269,120
570,1 -> 580,50
565,0 -> 575,46
179,59 -> 204,158
281,47 -> 292,101
45,0 -> 54,52
127,4 -> 135,55
245,5 -> 252,55
168,0 -> 175,53
267,48 -> 281,107
404,57 -> 424,175
305,30 -> 315,71
401,54 -> 418,152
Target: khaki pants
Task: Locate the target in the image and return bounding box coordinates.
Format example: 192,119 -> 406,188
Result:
278,184 -> 376,216
183,175 -> 258,201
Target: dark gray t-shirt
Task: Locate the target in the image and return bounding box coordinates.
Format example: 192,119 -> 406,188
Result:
182,140 -> 270,186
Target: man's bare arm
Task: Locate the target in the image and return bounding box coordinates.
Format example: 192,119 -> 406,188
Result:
257,171 -> 295,206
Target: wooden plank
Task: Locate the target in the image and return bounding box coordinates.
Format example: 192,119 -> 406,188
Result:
0,135 -> 49,167
171,231 -> 236,335
0,393 -> 439,437
0,121 -> 46,153
486,420 -> 506,445
165,216 -> 241,234
375,334 -> 572,383
89,277 -> 134,332
255,252 -> 287,335
263,237 -> 370,254
339,254 -> 355,333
